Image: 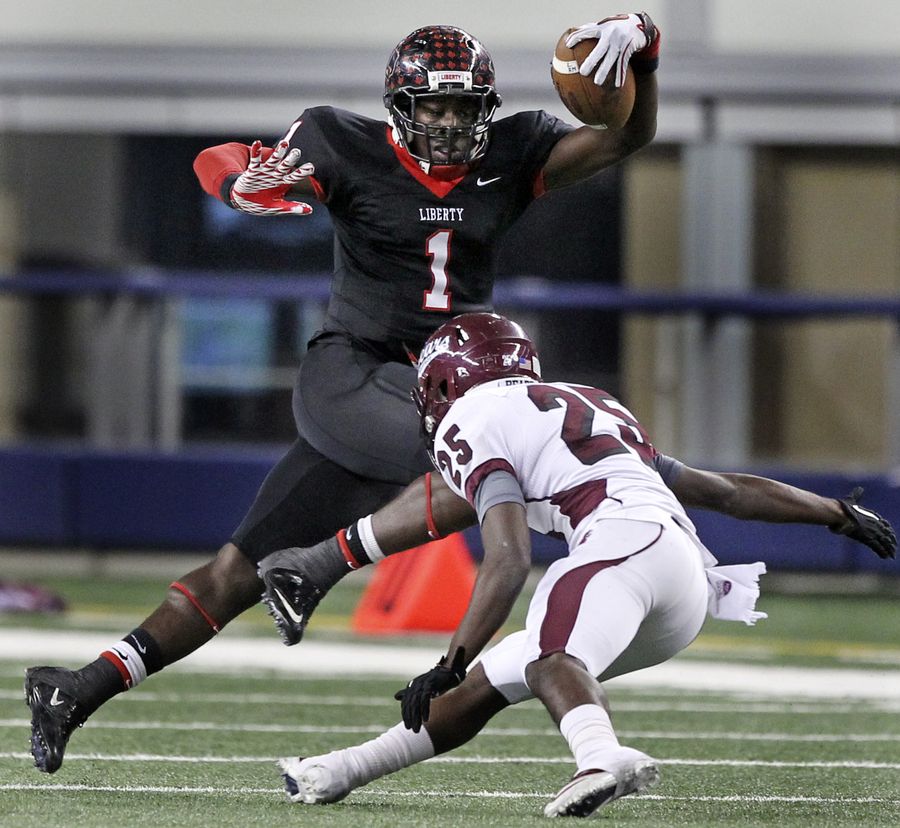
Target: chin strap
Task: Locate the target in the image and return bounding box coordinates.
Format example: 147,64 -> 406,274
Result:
387,114 -> 403,145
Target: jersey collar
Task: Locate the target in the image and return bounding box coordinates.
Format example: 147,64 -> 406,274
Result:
385,125 -> 467,199
468,377 -> 538,396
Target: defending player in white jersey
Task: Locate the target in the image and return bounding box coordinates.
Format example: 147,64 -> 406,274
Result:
263,313 -> 895,818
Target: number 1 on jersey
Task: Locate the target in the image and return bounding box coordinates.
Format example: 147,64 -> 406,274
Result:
424,229 -> 453,311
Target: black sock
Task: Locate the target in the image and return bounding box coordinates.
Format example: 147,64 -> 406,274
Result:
125,628 -> 164,675
342,522 -> 373,566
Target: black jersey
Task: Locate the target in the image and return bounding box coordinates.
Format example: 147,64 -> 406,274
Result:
288,106 -> 573,354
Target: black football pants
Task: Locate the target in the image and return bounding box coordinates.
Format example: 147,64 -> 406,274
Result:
232,331 -> 432,564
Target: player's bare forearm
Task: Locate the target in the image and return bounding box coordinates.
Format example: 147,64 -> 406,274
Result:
371,474 -> 477,554
541,72 -> 657,190
622,71 -> 658,153
445,502 -> 531,667
671,466 -> 845,527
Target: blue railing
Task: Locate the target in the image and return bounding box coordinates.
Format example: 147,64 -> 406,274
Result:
3,268 -> 899,319
1,268 -> 897,574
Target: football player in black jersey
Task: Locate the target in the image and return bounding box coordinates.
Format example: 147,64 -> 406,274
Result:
25,15 -> 664,774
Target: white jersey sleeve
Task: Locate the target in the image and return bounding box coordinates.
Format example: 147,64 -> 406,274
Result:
432,382 -> 524,504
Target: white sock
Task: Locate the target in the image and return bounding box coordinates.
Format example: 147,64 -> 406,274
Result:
559,703 -> 620,773
357,515 -> 386,562
100,639 -> 149,689
338,723 -> 435,789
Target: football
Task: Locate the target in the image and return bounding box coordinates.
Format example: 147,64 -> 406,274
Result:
550,28 -> 636,129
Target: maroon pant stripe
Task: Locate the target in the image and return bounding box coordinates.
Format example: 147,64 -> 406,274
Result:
538,523 -> 664,658
538,556 -> 630,658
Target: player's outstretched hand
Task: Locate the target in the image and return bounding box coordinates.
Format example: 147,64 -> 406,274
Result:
230,139 -> 314,216
394,648 -> 467,733
830,487 -> 897,559
565,11 -> 658,87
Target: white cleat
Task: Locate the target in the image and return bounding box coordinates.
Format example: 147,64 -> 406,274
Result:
544,747 -> 660,818
279,755 -> 351,805
605,747 -> 661,802
543,768 -> 619,817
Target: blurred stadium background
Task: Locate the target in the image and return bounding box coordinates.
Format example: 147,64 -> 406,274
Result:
0,1 -> 897,586
0,2 -> 898,823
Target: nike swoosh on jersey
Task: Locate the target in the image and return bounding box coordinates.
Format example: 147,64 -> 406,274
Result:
274,588 -> 306,625
476,176 -> 502,186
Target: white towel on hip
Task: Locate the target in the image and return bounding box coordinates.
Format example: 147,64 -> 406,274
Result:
705,562 -> 768,626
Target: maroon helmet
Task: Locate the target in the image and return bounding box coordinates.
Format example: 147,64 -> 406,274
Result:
413,313 -> 541,453
384,25 -> 502,167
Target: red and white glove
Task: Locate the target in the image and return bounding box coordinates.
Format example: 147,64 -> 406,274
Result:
565,11 -> 660,88
230,139 -> 315,216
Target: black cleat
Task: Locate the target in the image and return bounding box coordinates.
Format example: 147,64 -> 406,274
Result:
24,666 -> 92,774
258,537 -> 350,646
260,567 -> 324,646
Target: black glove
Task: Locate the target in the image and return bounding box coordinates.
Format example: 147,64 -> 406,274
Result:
395,648 -> 467,733
830,487 -> 897,560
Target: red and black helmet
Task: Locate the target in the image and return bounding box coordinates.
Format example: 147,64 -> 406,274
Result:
384,25 -> 502,167
413,313 -> 541,453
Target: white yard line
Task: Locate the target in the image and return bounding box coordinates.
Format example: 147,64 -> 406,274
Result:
3,687 -> 900,713
3,629 -> 900,699
0,782 -> 896,806
1,717 -> 898,742
2,752 -> 899,770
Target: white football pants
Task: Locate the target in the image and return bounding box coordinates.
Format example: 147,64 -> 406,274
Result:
480,517 -> 709,703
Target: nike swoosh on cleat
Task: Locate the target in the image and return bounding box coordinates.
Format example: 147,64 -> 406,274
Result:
476,176 -> 501,186
49,688 -> 65,707
273,588 -> 306,625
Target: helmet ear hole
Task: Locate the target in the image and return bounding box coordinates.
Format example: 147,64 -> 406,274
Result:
394,92 -> 413,119
436,379 -> 449,402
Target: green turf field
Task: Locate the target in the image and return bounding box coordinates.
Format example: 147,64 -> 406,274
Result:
1,559 -> 899,826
